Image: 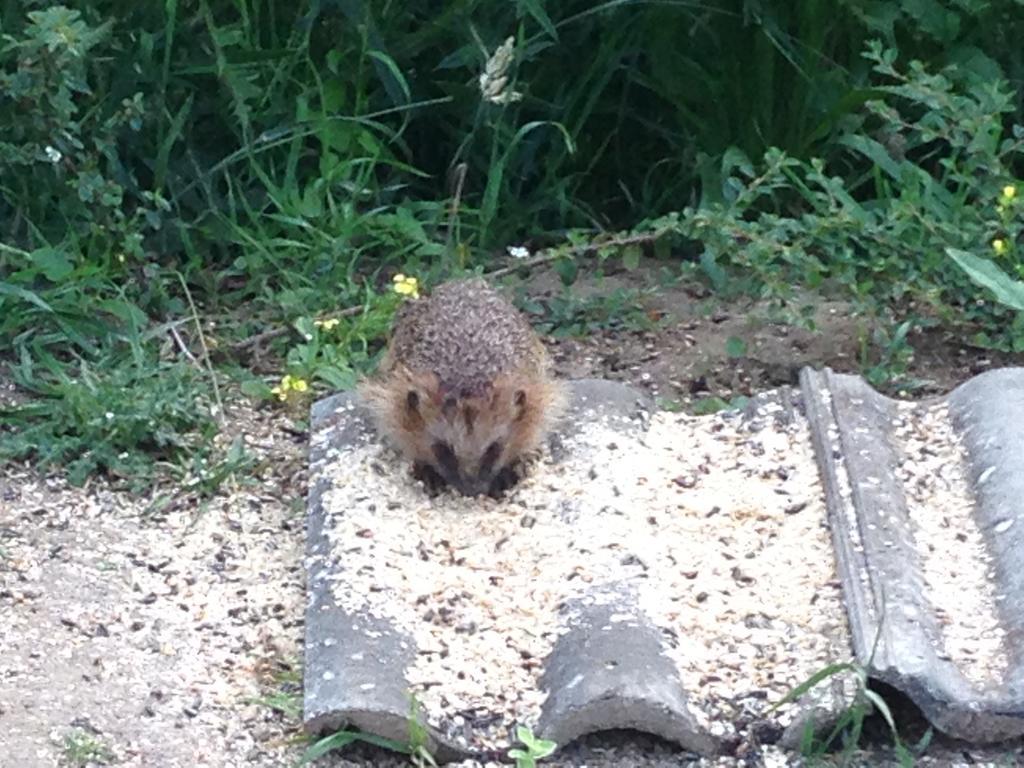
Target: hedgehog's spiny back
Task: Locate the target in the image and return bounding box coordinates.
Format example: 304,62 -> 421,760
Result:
361,277 -> 565,496
386,278 -> 545,391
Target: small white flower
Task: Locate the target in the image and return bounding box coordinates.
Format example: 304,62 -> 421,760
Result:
507,245 -> 531,260
45,146 -> 62,164
105,412 -> 114,420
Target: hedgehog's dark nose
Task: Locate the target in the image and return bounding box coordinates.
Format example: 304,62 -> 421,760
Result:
454,476 -> 492,497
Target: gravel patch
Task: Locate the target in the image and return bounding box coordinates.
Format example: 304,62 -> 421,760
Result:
893,401 -> 1009,687
0,405 -> 307,768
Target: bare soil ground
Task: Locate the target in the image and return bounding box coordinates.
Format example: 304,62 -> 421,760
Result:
2,265 -> 1022,767
523,260 -> 1019,408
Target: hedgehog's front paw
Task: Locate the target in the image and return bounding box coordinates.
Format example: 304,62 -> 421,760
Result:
412,461 -> 447,496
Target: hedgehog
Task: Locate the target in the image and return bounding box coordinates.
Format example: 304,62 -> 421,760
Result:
358,277 -> 566,497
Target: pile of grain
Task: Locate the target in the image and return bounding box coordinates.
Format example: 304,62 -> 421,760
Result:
316,396 -> 849,750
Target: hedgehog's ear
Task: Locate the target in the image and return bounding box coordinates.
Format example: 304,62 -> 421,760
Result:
513,389 -> 527,420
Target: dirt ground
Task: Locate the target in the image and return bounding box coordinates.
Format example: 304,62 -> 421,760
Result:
523,260 -> 1020,408
2,265 -> 1023,767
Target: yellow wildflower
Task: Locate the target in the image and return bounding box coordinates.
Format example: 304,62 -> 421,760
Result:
271,374 -> 310,402
992,238 -> 1007,255
1003,185 -> 1017,201
393,273 -> 420,299
314,317 -> 341,331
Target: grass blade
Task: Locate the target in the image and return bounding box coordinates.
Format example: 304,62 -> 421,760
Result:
769,662 -> 856,711
0,282 -> 54,312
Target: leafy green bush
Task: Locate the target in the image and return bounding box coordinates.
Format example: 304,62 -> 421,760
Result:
2,1 -> 1024,485
639,42 -> 1024,371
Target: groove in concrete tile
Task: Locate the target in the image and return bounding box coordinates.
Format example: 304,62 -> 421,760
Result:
947,368 -> 1024,706
800,366 -> 1024,742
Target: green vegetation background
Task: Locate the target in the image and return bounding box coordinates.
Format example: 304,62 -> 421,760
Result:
3,0 -> 1024,487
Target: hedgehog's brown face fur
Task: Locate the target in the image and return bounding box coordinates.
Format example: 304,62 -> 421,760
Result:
361,367 -> 563,497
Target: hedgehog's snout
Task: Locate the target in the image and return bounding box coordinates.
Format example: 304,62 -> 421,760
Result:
430,438 -> 508,498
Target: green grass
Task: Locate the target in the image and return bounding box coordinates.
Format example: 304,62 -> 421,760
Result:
60,729 -> 115,767
508,725 -> 557,767
2,346 -> 218,487
774,660 -> 934,767
521,286 -> 654,337
298,698 -> 557,767
249,661 -> 303,723
300,694 -> 438,767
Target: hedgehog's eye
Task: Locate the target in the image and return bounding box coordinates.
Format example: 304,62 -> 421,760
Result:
479,441 -> 502,474
406,391 -> 419,411
432,441 -> 459,475
441,394 -> 458,419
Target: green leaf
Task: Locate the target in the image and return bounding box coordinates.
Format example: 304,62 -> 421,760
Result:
480,120 -> 574,241
948,248 -> 1024,311
299,730 -> 410,765
622,244 -> 641,270
315,366 -> 357,390
31,248 -> 74,282
720,145 -> 755,179
240,379 -> 273,399
0,282 -> 55,312
368,50 -> 411,103
725,336 -> 747,358
692,396 -> 729,415
293,316 -> 317,339
97,299 -> 148,330
863,687 -> 900,736
530,739 -> 556,758
554,257 -> 578,286
155,92 -> 193,191
517,0 -> 557,39
699,246 -> 727,293
299,732 -> 360,763
839,134 -> 906,181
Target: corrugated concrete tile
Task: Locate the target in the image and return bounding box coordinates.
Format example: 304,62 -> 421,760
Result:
304,378 -> 856,761
536,582 -> 717,755
801,366 -> 1024,742
305,380 -> 725,757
